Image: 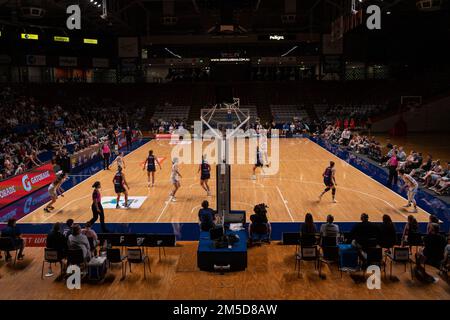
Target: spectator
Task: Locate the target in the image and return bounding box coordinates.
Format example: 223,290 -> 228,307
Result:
402,215 -> 419,246
1,218 -> 25,261
300,213 -> 317,246
249,203 -> 271,240
350,213 -> 381,260
319,214 -> 339,237
63,219 -> 74,238
198,200 -> 216,232
82,221 -> 99,254
415,223 -> 447,272
68,224 -> 91,261
46,222 -> 68,258
379,214 -> 397,251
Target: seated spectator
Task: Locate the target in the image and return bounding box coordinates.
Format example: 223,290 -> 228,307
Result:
416,223 -> 447,271
46,222 -> 68,258
68,224 -> 91,261
379,214 -> 397,251
300,213 -> 317,246
198,200 -> 216,232
410,154 -> 432,178
82,221 -> 99,254
249,203 -> 271,239
350,213 -> 381,261
402,215 -> 419,246
63,219 -> 74,238
319,214 -> 339,246
397,147 -> 406,162
423,160 -> 446,187
1,218 -> 25,261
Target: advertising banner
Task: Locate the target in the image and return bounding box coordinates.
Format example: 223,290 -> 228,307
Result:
70,143 -> 101,170
0,164 -> 55,209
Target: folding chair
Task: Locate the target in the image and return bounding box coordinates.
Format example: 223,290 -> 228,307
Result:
127,247 -> 151,279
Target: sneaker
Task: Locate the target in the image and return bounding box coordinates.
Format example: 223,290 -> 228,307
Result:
332,199 -> 338,203
171,197 -> 177,202
44,207 -> 51,213
116,204 -> 120,209
207,191 -> 212,196
402,204 -> 411,208
251,175 -> 256,180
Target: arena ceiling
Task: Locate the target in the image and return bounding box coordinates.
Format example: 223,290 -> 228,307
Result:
0,0 -> 437,36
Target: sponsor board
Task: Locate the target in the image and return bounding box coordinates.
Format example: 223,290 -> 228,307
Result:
0,164 -> 55,209
101,196 -> 147,209
22,234 -> 47,247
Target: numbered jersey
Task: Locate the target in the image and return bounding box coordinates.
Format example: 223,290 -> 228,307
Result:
147,155 -> 156,172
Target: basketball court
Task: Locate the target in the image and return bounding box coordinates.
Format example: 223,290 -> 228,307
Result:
19,137 -> 430,225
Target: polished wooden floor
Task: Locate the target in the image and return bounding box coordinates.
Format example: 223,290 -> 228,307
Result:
0,244 -> 449,300
20,138 -> 430,225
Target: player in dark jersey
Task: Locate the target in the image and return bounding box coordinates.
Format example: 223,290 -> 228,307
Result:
198,154 -> 212,196
318,161 -> 337,203
113,166 -> 130,209
143,150 -> 162,187
251,146 -> 264,180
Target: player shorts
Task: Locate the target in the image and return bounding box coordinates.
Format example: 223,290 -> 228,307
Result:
324,179 -> 334,187
171,176 -> 180,184
147,166 -> 156,172
114,185 -> 126,194
201,173 -> 210,180
48,186 -> 57,198
255,160 -> 263,167
407,187 -> 418,201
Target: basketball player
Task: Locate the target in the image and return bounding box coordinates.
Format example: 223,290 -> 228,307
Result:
113,166 -> 130,209
318,161 -> 338,203
113,129 -> 120,155
169,157 -> 182,202
198,154 -> 212,196
44,172 -> 67,212
260,129 -> 269,167
90,181 -> 109,233
399,169 -> 418,213
143,150 -> 162,187
115,151 -> 126,170
251,146 -> 264,180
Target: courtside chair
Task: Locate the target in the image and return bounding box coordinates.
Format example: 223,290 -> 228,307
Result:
126,247 -> 151,279
295,245 -> 320,278
66,249 -> 87,277
364,247 -> 387,279
319,245 -> 342,278
41,248 -> 65,280
385,246 -> 413,279
0,237 -> 21,266
106,248 -> 127,278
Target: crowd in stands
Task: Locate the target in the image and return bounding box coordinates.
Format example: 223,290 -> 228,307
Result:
0,87 -> 142,180
148,118 -> 188,134
320,124 -> 450,196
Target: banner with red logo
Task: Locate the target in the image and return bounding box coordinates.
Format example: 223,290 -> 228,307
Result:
22,234 -> 47,247
0,164 -> 55,209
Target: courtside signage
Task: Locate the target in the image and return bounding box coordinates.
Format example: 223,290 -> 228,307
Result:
0,164 -> 55,208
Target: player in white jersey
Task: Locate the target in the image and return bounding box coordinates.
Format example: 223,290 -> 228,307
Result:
169,157 -> 182,202
44,172 -> 67,212
115,152 -> 126,170
399,169 -> 418,213
259,130 -> 269,167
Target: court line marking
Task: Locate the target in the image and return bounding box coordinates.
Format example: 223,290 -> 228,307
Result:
18,140 -> 154,223
267,177 -> 410,219
309,138 -> 431,217
276,186 -> 295,222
